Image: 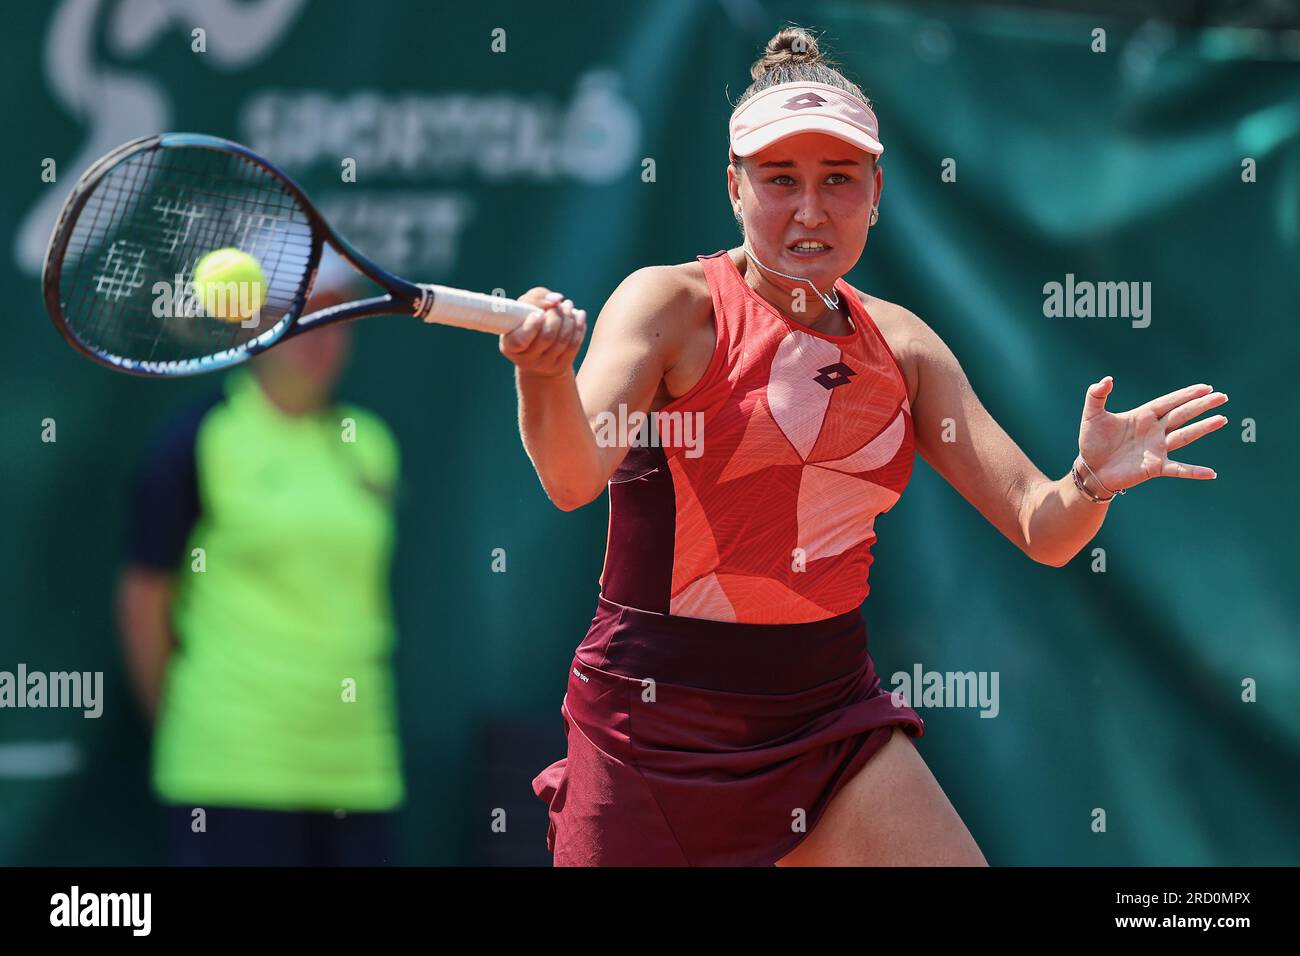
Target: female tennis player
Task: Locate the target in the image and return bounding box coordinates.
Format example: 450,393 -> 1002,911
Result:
501,27 -> 1228,866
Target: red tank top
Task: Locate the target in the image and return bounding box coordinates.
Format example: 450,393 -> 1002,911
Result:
598,249 -> 915,624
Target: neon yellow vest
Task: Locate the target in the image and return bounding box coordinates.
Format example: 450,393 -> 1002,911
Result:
153,370 -> 403,811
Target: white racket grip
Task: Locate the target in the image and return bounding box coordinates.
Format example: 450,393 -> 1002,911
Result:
415,284 -> 537,335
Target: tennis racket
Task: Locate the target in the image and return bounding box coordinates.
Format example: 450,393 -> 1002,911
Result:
42,132 -> 540,376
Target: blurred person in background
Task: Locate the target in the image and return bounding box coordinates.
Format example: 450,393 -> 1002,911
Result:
116,251 -> 404,866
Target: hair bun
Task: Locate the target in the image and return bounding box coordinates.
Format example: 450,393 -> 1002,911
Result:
751,26 -> 831,81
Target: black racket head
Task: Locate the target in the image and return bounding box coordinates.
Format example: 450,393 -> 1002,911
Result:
43,133 -> 323,376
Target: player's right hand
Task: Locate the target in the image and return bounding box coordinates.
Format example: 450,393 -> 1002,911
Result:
500,288 -> 587,377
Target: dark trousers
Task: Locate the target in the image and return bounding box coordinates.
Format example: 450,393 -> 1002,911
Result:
165,805 -> 396,866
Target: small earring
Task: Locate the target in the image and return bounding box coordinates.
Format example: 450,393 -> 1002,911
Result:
869,207 -> 879,226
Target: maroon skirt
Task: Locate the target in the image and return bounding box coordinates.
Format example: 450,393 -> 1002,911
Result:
531,596 -> 925,866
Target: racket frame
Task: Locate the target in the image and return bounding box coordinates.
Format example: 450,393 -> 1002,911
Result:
43,133 -> 482,377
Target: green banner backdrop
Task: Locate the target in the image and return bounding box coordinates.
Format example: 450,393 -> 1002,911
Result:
1,0 -> 1296,865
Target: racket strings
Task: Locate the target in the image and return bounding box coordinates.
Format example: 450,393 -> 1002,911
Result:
57,145 -> 315,370
77,147 -> 165,362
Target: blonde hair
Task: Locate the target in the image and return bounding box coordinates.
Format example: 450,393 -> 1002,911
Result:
732,26 -> 872,121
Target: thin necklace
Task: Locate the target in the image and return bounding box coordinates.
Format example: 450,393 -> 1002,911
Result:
741,239 -> 841,314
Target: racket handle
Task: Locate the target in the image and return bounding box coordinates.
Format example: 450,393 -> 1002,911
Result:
416,284 -> 537,335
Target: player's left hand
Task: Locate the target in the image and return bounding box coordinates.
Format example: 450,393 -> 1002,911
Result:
1076,377 -> 1228,492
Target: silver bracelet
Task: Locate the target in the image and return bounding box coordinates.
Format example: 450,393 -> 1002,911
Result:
1074,454 -> 1124,503
1071,461 -> 1110,503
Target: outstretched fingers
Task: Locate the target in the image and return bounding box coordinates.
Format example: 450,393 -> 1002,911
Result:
1162,389 -> 1228,431
1156,383 -> 1226,479
1161,457 -> 1217,480
1166,412 -> 1228,453
1147,382 -> 1215,419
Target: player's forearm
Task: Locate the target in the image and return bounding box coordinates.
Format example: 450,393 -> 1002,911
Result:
1020,468 -> 1110,567
516,367 -> 605,510
116,572 -> 177,722
126,637 -> 171,722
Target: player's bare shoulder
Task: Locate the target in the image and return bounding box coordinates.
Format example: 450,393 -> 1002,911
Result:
600,262 -> 709,341
627,260 -> 711,336
594,261 -> 714,402
657,260 -> 716,398
854,290 -> 928,405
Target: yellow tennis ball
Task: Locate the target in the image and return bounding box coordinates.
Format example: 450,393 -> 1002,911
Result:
193,248 -> 267,322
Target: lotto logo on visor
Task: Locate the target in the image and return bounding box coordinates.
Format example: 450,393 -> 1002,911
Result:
730,81 -> 883,158
784,91 -> 828,110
